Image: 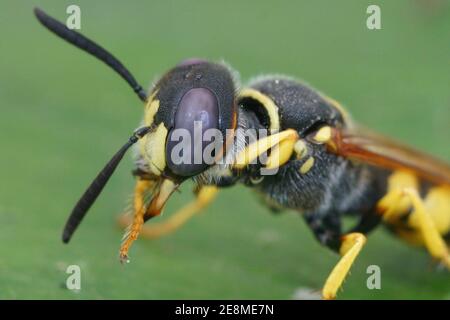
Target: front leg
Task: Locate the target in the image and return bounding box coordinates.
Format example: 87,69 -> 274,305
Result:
118,185 -> 219,239
322,232 -> 367,300
303,212 -> 367,300
119,178 -> 155,263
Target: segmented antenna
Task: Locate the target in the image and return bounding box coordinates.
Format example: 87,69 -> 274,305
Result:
62,127 -> 151,243
33,7 -> 147,102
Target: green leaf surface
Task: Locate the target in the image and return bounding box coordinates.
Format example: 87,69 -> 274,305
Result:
0,0 -> 449,299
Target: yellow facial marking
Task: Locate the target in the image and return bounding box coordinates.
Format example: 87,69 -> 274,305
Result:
294,140 -> 308,159
313,126 -> 332,143
141,123 -> 168,175
299,156 -> 315,174
239,88 -> 280,131
144,91 -> 159,126
144,100 -> 159,126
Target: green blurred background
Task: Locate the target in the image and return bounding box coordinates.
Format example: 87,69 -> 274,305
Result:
0,0 -> 449,299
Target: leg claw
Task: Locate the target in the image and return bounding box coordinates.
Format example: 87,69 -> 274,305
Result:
119,253 -> 130,264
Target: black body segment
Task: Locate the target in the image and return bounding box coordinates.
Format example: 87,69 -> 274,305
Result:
237,76 -> 389,250
248,76 -> 345,133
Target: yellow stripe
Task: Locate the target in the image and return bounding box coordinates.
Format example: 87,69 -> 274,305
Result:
144,90 -> 160,126
239,88 -> 280,131
299,157 -> 315,174
140,122 -> 168,175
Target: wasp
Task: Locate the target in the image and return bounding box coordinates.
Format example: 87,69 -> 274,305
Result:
35,8 -> 450,299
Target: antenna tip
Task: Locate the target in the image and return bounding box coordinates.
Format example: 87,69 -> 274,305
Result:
33,7 -> 43,17
62,231 -> 71,244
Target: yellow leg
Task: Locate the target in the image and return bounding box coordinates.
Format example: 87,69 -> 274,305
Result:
422,187 -> 450,235
377,171 -> 450,269
234,129 -> 299,169
402,188 -> 450,268
378,171 -> 450,269
322,233 -> 367,300
377,171 -> 418,223
119,179 -> 153,263
118,185 -> 218,239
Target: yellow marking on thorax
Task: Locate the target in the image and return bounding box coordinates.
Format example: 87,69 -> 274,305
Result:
299,156 -> 315,174
239,88 -> 280,131
312,126 -> 332,143
294,140 -> 308,159
140,122 -> 168,175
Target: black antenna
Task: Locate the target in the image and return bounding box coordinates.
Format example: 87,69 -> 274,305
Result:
62,127 -> 151,243
33,7 -> 147,102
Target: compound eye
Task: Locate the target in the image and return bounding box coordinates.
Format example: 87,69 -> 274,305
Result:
166,88 -> 219,177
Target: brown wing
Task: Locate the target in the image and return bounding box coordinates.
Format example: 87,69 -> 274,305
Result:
327,126 -> 450,186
